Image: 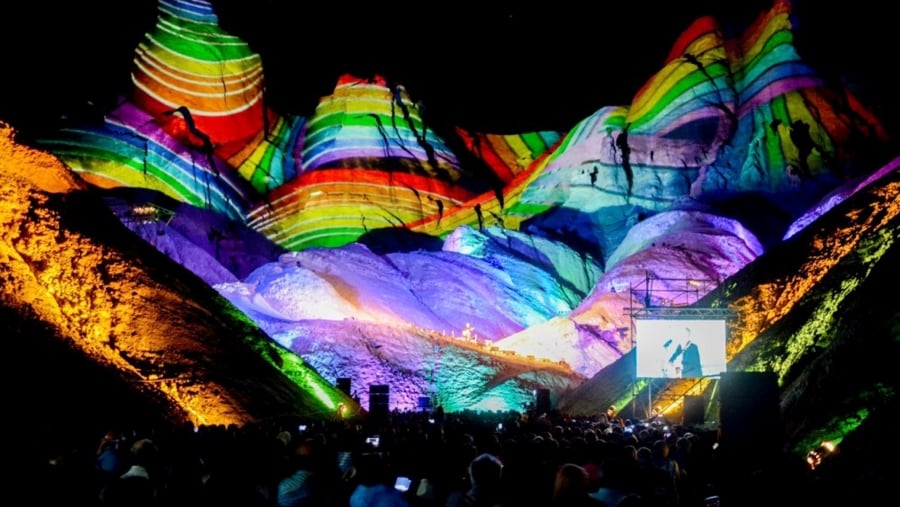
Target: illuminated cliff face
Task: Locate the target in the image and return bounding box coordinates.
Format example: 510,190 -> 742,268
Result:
518,0 -> 890,261
559,159 -> 898,457
0,124 -> 347,427
130,0 -> 272,150
1,0 -> 897,465
728,163 -> 900,365
724,161 -> 899,453
36,0 -> 891,258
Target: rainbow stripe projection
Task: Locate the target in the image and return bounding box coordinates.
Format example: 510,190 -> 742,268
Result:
407,142 -> 560,236
518,0 -> 887,215
386,128 -> 565,238
40,102 -> 253,221
392,128 -> 564,239
507,106 -> 630,217
34,0 -> 282,219
718,0 -> 888,189
247,74 -> 474,249
131,0 -> 274,153
455,128 -> 562,184
300,75 -> 462,177
247,167 -> 476,250
225,114 -> 306,194
35,0 -> 887,252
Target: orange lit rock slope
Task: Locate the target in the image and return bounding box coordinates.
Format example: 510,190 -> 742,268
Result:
0,123 -> 347,429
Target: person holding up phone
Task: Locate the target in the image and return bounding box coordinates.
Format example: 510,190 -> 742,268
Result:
393,476 -> 412,493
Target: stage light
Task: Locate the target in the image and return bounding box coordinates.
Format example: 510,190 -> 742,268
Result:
806,441 -> 836,470
806,449 -> 822,469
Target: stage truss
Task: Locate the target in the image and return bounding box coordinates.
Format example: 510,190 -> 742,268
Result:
624,273 -> 738,423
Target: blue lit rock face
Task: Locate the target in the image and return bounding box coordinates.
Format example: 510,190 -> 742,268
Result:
212,230 -> 600,411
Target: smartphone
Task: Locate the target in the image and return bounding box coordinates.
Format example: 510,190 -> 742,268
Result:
298,424 -> 307,432
366,436 -> 380,448
337,451 -> 352,475
394,476 -> 412,492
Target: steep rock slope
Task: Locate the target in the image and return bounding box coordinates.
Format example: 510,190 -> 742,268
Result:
557,160 -> 899,469
0,124 -> 350,428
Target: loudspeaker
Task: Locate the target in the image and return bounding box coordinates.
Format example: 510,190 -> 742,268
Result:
682,395 -> 705,426
336,377 -> 352,397
535,388 -> 551,413
718,372 -> 782,469
369,384 -> 390,416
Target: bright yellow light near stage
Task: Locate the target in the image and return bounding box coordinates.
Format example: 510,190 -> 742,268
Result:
806,441 -> 836,470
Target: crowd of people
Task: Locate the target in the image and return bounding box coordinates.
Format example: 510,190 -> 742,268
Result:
27,406 -> 832,506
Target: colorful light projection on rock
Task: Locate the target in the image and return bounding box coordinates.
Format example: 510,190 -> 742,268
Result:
685,0 -> 888,192
39,102 -> 253,221
247,169 -> 476,250
246,74 -> 476,250
34,0 -> 890,260
406,145 -> 560,237
397,127 -> 566,239
513,105 -> 630,215
626,15 -> 738,142
522,0 -> 887,218
131,0 -> 275,155
300,75 -> 462,178
455,128 -> 563,184
225,114 -> 305,194
35,0 -> 298,217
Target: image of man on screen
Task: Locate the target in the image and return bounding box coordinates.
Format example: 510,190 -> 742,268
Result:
667,327 -> 702,378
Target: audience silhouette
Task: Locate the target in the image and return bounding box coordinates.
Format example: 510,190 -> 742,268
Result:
30,405 -> 858,507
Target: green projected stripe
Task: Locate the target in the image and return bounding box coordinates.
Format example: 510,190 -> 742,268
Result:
57,149 -> 206,207
282,228 -> 368,250
630,65 -> 730,131
47,130 -> 222,208
307,112 -> 425,132
731,28 -> 794,83
150,31 -> 257,61
520,132 -> 551,157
